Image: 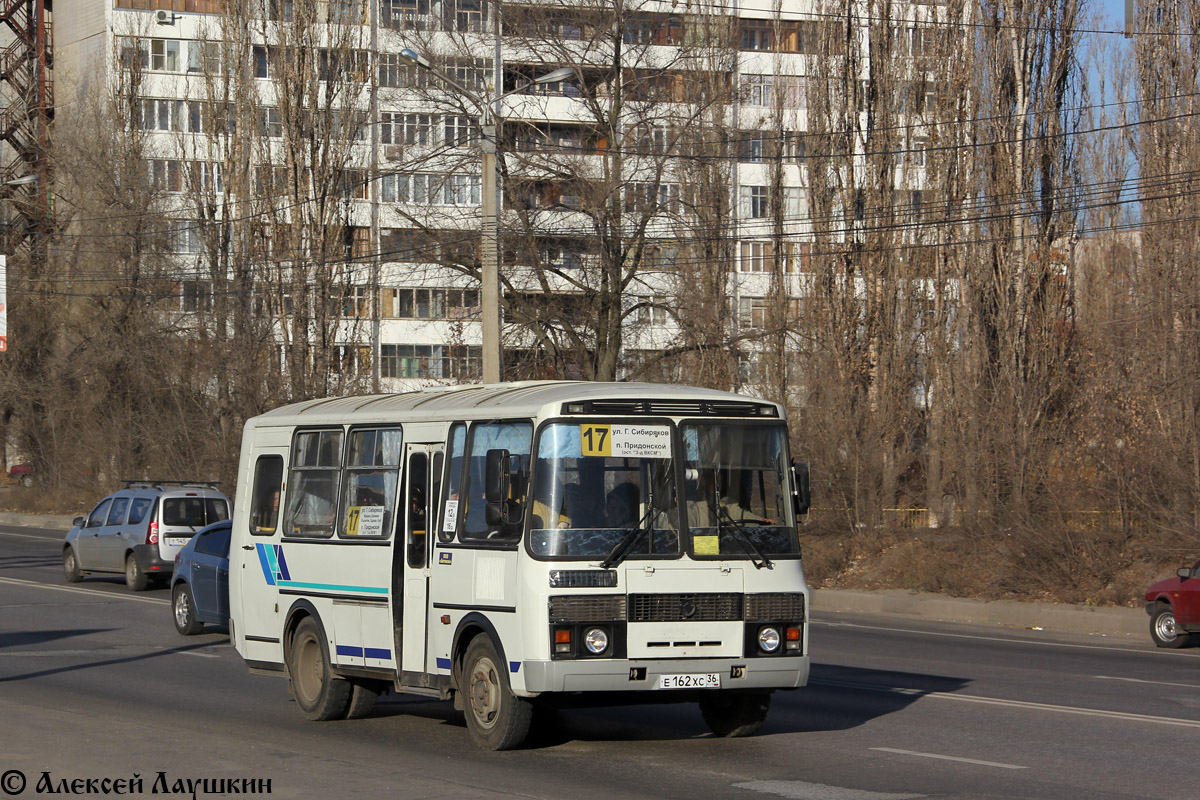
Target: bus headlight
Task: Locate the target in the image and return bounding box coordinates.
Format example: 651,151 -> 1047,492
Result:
584,627 -> 609,655
757,626 -> 781,653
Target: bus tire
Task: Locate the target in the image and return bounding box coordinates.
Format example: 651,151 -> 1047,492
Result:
288,617 -> 351,721
345,681 -> 380,720
699,691 -> 771,737
462,634 -> 532,750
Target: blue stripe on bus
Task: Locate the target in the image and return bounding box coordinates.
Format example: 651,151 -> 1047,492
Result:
364,648 -> 391,660
510,662 -> 520,673
277,580 -> 388,594
274,545 -> 291,580
436,657 -> 452,670
255,544 -> 276,586
336,645 -> 364,658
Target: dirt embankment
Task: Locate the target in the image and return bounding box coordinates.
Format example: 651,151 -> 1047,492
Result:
801,524 -> 1185,607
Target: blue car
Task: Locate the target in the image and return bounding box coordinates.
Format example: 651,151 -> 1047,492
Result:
170,520 -> 230,635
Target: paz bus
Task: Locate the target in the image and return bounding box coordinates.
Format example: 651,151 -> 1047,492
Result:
229,381 -> 811,749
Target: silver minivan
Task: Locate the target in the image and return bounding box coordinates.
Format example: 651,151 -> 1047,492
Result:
63,481 -> 231,590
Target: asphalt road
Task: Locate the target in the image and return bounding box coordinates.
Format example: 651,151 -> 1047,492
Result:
2,522 -> 1197,800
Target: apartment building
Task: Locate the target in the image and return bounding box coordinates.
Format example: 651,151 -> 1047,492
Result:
48,0 -> 839,391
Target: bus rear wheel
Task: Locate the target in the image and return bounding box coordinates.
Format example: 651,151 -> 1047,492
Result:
699,691 -> 771,737
289,617 -> 351,720
462,635 -> 532,750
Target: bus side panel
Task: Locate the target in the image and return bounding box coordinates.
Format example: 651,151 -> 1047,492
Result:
231,426 -> 292,666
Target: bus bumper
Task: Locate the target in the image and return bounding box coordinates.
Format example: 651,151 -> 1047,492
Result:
518,655 -> 808,695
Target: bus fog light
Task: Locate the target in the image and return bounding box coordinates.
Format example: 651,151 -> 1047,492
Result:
584,627 -> 609,655
758,626 -> 781,653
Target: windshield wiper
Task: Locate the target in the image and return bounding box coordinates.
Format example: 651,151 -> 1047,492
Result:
714,504 -> 773,570
598,503 -> 656,570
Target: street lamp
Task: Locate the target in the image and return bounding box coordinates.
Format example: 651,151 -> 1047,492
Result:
398,49 -> 572,384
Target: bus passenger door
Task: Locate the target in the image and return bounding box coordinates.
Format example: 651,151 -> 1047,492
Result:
398,445 -> 438,676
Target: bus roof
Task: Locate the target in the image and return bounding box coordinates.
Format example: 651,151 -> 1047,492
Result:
249,381 -> 785,427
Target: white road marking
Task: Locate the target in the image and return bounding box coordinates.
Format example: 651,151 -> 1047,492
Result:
870,748 -> 1027,770
0,530 -> 61,542
813,678 -> 1200,728
0,576 -> 168,605
1094,675 -> 1200,690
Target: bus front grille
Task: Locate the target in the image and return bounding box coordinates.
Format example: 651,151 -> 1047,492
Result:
627,593 -> 744,622
744,592 -> 806,621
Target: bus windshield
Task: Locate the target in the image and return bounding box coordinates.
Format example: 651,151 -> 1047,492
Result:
528,422 -> 679,560
681,422 -> 798,559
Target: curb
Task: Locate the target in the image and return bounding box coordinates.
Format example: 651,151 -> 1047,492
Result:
0,511 -> 78,529
812,587 -> 1147,639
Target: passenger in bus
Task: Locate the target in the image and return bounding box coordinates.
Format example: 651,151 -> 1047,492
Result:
409,485 -> 427,533
606,482 -> 640,528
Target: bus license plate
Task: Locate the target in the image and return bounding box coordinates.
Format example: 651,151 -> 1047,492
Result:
658,673 -> 721,690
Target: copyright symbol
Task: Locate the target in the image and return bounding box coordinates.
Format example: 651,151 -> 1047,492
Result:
0,770 -> 25,795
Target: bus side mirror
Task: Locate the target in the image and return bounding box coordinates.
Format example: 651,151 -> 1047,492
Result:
791,461 -> 811,517
485,449 -> 510,504
485,449 -> 510,527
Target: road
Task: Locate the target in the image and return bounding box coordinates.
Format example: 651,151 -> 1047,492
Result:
2,522 -> 1197,800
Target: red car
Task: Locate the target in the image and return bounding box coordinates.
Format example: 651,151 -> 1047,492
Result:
1145,561 -> 1200,647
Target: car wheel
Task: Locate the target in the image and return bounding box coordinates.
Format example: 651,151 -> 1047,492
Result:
698,691 -> 772,737
288,617 -> 351,721
172,583 -> 203,636
125,553 -> 148,591
63,547 -> 83,583
345,682 -> 380,720
461,634 -> 532,750
1150,604 -> 1190,648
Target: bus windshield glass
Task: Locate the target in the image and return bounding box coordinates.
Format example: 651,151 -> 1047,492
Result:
681,422 -> 798,559
528,422 -> 679,560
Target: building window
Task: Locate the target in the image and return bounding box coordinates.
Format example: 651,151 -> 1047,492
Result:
444,115 -> 472,147
740,240 -> 805,273
743,74 -> 805,108
180,280 -> 214,312
253,45 -> 277,80
636,296 -> 670,325
448,0 -> 485,33
150,39 -> 181,72
380,0 -> 434,30
740,19 -> 773,51
149,159 -> 183,193
740,186 -> 768,218
378,53 -> 403,87
261,108 -> 283,138
187,41 -> 221,74
738,297 -> 770,329
381,343 -> 482,380
381,112 -> 433,145
329,0 -> 365,24
170,221 -> 204,254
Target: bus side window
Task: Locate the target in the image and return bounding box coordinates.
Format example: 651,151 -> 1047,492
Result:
439,423 -> 466,543
460,421 -> 532,543
406,452 -> 429,568
250,455 -> 284,536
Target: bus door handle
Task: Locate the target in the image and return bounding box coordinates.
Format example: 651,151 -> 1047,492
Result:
242,546 -> 254,551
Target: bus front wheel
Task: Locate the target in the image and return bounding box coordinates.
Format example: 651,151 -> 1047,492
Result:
699,691 -> 771,737
289,617 -> 351,721
461,635 -> 532,750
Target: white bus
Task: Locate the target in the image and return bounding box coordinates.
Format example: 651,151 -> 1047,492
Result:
229,381 -> 811,749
